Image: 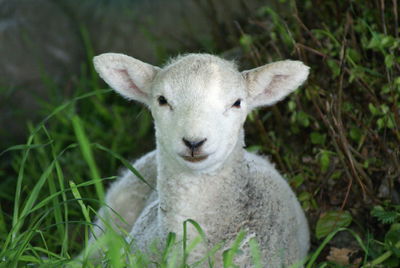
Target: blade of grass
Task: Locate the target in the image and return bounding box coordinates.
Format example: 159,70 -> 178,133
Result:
222,230 -> 246,268
368,240 -> 400,266
306,227 -> 368,268
0,203 -> 6,236
31,89 -> 111,141
34,126 -> 65,254
11,133 -> 34,242
94,143 -> 154,190
162,232 -> 177,263
182,219 -> 209,267
249,238 -> 262,268
8,89 -> 111,243
7,203 -> 67,266
104,229 -> 126,268
72,115 -> 104,201
79,24 -> 99,91
44,127 -> 70,256
192,241 -> 225,268
17,144 -> 78,232
3,143 -> 77,258
69,180 -> 92,261
69,181 -> 91,227
21,176 -> 114,218
0,142 -> 53,157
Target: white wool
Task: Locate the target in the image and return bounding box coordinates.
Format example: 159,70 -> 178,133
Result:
84,53 -> 310,267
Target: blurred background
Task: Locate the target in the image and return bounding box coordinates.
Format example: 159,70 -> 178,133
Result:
0,0 -> 270,148
0,0 -> 399,266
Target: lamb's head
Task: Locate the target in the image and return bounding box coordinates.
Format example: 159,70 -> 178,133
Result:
93,53 -> 309,172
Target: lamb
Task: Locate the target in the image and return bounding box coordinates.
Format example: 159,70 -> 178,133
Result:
84,53 -> 310,267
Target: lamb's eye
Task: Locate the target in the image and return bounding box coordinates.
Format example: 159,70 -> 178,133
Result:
232,99 -> 241,108
158,96 -> 168,106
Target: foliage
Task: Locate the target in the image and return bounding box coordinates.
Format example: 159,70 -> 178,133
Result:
0,0 -> 399,267
367,204 -> 400,267
372,204 -> 400,225
315,211 -> 352,240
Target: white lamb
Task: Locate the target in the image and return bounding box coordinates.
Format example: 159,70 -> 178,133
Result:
86,53 -> 310,267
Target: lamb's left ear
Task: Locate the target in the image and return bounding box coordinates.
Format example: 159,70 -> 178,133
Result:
242,60 -> 309,109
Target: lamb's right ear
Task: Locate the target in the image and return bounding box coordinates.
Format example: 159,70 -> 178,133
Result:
93,53 -> 159,104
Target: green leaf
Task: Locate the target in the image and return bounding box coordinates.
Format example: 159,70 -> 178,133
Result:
342,101 -> 353,112
377,118 -> 385,129
385,54 -> 395,68
330,170 -> 342,180
394,76 -> 400,86
347,48 -> 362,63
310,132 -> 326,145
349,127 -> 362,142
385,224 -> 400,246
380,35 -> 394,48
387,115 -> 395,129
315,211 -> 352,239
298,191 -> 312,202
380,104 -> 390,114
383,115 -> 396,129
367,34 -> 381,50
385,256 -> 400,267
297,111 -> 310,127
240,34 -> 253,52
291,174 -> 305,188
327,59 -> 340,77
369,103 -> 380,116
319,150 -> 330,172
371,206 -> 400,224
288,100 -> 296,111
246,145 -> 263,153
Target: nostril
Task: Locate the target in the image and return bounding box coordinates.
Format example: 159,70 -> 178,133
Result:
182,138 -> 192,149
195,138 -> 207,148
182,138 -> 207,150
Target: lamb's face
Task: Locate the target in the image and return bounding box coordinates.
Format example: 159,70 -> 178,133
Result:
150,59 -> 248,171
93,53 -> 309,172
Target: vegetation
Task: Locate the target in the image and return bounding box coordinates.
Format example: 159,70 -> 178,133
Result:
0,0 -> 399,267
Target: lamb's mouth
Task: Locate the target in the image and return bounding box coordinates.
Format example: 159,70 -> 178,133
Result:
180,155 -> 209,163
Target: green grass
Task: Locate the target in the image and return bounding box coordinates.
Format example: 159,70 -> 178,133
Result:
1,0 -> 399,267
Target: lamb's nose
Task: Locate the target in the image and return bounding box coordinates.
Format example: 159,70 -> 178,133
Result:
182,138 -> 207,151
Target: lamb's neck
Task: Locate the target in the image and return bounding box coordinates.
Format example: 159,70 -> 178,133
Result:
156,142 -> 244,194
155,140 -> 245,235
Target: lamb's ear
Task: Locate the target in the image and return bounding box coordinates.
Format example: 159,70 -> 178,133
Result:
242,60 -> 309,109
93,53 -> 160,104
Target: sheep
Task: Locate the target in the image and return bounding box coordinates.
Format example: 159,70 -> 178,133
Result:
85,53 -> 310,267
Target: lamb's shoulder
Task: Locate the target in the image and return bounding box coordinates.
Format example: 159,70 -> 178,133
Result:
240,151 -> 308,263
120,149 -> 157,186
242,150 -> 293,194
101,150 -> 158,232
128,198 -> 160,253
82,151 -> 158,261
240,150 -> 302,231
